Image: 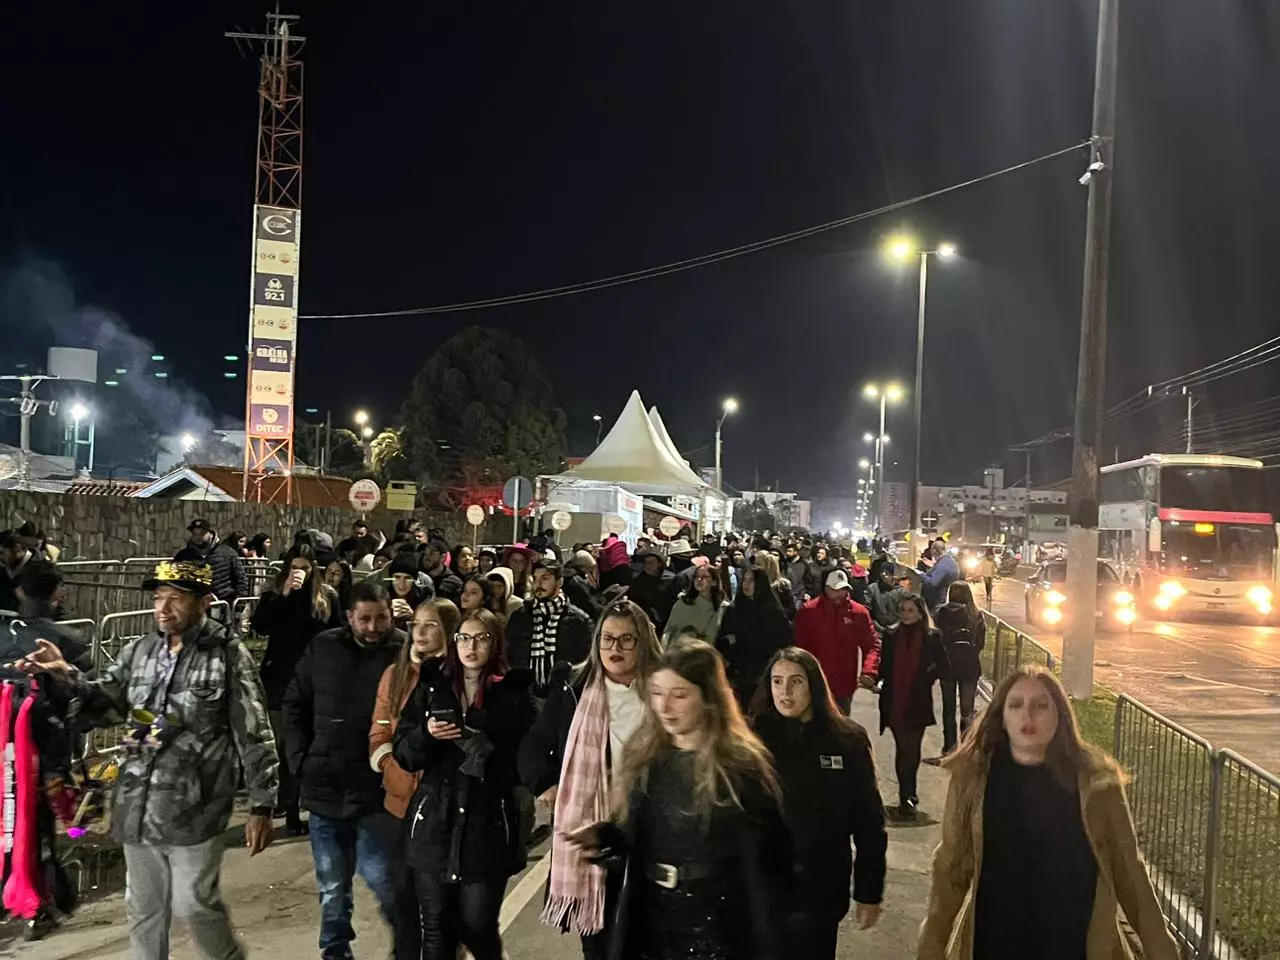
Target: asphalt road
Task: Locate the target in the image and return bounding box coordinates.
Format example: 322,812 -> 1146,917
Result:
986,575 -> 1280,773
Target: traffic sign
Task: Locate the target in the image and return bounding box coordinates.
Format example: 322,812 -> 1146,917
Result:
920,510 -> 940,532
502,476 -> 533,510
465,504 -> 485,526
605,514 -> 628,535
348,479 -> 381,513
550,510 -> 573,532
658,516 -> 682,538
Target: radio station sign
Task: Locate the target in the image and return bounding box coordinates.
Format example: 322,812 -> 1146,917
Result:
246,204 -> 301,443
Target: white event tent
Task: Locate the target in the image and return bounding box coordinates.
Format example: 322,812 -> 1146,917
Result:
555,390 -> 710,497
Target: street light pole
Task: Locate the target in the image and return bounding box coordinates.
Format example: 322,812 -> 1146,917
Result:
1063,0 -> 1120,699
875,393 -> 888,531
911,251 -> 928,553
714,398 -> 737,492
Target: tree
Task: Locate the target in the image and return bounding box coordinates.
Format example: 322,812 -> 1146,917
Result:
295,427 -> 365,475
184,431 -> 242,468
734,496 -> 777,532
399,328 -> 567,484
370,427 -> 412,481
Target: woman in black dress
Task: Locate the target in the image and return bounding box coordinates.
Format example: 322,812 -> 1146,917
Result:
567,637 -> 789,960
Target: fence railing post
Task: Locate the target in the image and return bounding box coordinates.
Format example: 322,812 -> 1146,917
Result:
992,623 -> 1005,683
1113,694 -> 1126,759
1200,749 -> 1224,959
1014,631 -> 1025,671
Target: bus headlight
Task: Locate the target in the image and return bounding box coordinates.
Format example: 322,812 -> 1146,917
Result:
1159,580 -> 1187,600
1246,584 -> 1273,615
1046,590 -> 1068,606
1114,590 -> 1134,606
1042,606 -> 1064,625
1115,606 -> 1137,626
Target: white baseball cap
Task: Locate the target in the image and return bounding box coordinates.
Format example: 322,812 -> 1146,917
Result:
825,569 -> 852,592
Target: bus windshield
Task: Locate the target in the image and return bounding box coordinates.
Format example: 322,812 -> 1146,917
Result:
1160,523 -> 1276,579
1159,466 -> 1270,514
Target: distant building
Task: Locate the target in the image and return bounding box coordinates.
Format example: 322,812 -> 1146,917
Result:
734,490 -> 812,531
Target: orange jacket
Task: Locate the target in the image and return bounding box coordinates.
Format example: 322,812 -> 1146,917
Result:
369,660 -> 421,819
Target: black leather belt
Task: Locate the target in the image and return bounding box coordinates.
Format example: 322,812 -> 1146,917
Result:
645,861 -> 715,889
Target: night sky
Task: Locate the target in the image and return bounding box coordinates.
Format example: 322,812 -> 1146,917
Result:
3,2 -> 1278,494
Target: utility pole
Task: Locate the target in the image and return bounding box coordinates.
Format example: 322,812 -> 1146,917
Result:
910,253 -> 928,557
1063,0 -> 1120,699
1183,386 -> 1197,454
0,374 -> 60,490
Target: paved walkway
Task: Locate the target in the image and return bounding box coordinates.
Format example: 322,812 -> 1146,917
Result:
9,690 -> 951,959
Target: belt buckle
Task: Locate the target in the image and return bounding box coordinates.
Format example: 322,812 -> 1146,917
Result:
653,862 -> 678,889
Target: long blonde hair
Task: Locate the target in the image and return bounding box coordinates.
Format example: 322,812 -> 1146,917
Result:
753,551 -> 781,585
387,599 -> 461,715
613,637 -> 779,821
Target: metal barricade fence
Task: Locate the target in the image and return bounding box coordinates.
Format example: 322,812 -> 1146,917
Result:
979,610 -> 1056,686
1114,695 -> 1280,960
87,608 -> 156,758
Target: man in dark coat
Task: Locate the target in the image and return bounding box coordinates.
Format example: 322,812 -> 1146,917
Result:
282,580 -> 412,960
506,559 -> 592,695
174,519 -> 246,603
420,538 -> 464,604
626,549 -> 676,633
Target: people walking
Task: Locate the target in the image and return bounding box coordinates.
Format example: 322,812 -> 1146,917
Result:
919,540 -> 960,615
864,561 -> 907,638
283,580 -> 410,960
15,560 -> 277,960
252,543 -> 342,834
751,647 -> 887,959
370,598 -> 462,960
627,549 -> 676,633
917,667 -> 1178,960
388,550 -> 433,630
485,567 -> 526,622
565,638 -> 790,960
394,608 -> 537,960
934,581 -> 985,756
518,598 -> 663,960
506,559 -> 593,694
979,547 -> 998,605
794,569 -> 880,714
661,563 -> 727,646
877,593 -> 948,819
716,566 -> 793,707
174,519 -> 247,604
422,538 -> 465,605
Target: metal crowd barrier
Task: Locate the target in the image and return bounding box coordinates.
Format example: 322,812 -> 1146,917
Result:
1115,695 -> 1280,959
978,609 -> 1056,686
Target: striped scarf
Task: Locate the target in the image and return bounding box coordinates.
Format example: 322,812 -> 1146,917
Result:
541,674 -> 610,935
530,591 -> 568,686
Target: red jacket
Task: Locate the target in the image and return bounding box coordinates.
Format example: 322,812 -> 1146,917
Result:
794,595 -> 881,699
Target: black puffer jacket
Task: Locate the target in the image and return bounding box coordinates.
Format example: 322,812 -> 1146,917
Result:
562,569 -> 603,623
754,712 -> 888,921
251,586 -> 341,709
715,600 -> 793,706
282,624 -> 405,819
174,537 -> 246,603
934,601 -> 985,683
626,571 -> 676,630
393,661 -> 537,882
506,599 -> 593,692
515,661 -> 585,796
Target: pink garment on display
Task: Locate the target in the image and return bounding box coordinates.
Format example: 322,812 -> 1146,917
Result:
3,686 -> 43,919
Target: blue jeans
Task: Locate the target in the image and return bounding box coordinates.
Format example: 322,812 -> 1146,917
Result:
308,810 -> 403,959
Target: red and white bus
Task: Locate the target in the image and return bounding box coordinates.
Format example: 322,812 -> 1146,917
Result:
1098,454 -> 1277,620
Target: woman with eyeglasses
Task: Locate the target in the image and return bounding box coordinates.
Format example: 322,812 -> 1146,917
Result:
518,598 -> 664,960
393,608 -> 537,960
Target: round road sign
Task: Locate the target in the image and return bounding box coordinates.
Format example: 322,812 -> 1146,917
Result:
550,510 -> 573,532
605,514 -> 628,535
658,516 -> 682,538
502,476 -> 533,511
348,479 -> 382,512
465,504 -> 485,526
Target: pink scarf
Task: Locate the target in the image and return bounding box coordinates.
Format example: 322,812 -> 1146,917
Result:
541,675 -> 610,936
4,685 -> 42,919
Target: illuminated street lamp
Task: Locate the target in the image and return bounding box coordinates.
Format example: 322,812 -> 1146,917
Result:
180,432 -> 197,452
354,409 -> 370,427
592,413 -> 603,446
714,398 -> 738,492
65,401 -> 95,472
883,235 -> 957,546
863,383 -> 904,532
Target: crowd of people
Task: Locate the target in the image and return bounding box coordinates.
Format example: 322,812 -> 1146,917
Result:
0,515 -> 1179,960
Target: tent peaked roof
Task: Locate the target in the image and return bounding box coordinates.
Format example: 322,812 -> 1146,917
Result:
559,390 -> 709,495
647,407 -> 691,469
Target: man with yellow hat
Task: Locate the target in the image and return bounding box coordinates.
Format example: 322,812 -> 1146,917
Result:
16,559 -> 278,960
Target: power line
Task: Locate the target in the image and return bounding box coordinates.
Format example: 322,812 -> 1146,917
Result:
299,139 -> 1092,321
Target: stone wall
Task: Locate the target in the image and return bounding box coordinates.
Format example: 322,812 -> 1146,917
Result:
0,490 -> 513,560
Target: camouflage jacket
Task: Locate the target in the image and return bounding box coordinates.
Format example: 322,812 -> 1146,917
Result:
73,616 -> 278,846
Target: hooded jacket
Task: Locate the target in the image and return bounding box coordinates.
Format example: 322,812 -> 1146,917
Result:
715,597 -> 793,704
69,617 -> 278,846
918,748 -> 1179,960
486,567 -> 527,620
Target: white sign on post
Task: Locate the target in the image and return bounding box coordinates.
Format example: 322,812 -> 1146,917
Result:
348,479 -> 382,513
465,504 -> 486,526
550,510 -> 573,532
658,516 -> 682,538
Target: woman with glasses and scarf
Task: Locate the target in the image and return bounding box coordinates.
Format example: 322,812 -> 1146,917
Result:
518,599 -> 664,959
393,609 -> 537,960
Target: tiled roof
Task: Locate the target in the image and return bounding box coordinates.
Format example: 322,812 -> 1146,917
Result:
64,480 -> 150,496
180,466 -> 356,508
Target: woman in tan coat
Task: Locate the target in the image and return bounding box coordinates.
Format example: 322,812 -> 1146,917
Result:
918,666 -> 1179,960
